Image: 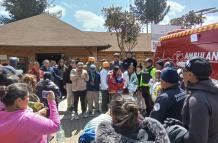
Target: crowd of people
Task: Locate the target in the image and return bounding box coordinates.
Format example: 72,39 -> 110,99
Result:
0,53 -> 218,143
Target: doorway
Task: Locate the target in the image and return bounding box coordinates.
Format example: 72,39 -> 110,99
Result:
36,53 -> 62,65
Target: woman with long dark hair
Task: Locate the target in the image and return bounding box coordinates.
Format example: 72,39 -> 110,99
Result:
96,95 -> 170,143
0,83 -> 60,143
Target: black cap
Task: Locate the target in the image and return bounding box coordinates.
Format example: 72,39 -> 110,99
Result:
177,57 -> 212,79
144,58 -> 153,63
155,59 -> 164,67
161,67 -> 179,84
113,65 -> 120,69
164,61 -> 174,68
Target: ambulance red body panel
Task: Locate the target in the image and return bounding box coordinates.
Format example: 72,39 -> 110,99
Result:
155,23 -> 218,79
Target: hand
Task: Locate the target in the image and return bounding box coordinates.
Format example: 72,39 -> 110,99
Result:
37,107 -> 48,117
46,91 -> 56,102
63,85 -> 66,89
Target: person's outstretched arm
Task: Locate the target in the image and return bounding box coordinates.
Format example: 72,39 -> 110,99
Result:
27,91 -> 60,135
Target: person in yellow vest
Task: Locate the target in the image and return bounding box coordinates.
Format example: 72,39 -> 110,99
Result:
138,58 -> 156,116
149,70 -> 162,102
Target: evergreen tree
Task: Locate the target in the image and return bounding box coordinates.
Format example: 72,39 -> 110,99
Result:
0,0 -> 60,24
131,0 -> 170,32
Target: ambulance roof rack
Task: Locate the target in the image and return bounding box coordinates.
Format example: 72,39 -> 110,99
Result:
160,23 -> 218,41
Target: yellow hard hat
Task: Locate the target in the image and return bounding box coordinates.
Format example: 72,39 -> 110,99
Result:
103,61 -> 110,68
88,57 -> 96,62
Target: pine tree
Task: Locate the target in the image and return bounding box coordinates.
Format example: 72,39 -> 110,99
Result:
131,0 -> 170,32
0,0 -> 59,24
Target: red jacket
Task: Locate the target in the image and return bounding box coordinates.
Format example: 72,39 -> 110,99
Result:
29,68 -> 44,82
107,71 -> 124,94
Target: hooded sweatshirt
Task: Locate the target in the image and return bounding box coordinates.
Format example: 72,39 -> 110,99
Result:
96,117 -> 170,143
182,79 -> 218,143
0,100 -> 60,143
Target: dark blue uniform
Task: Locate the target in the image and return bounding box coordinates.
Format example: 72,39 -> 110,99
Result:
150,85 -> 186,123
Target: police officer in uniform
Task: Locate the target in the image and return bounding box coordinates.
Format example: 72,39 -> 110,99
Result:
175,57 -> 218,143
150,67 -> 186,123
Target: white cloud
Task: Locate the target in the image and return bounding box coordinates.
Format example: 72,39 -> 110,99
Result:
167,1 -> 185,16
203,15 -> 218,25
160,15 -> 170,25
74,10 -> 105,31
160,1 -> 185,25
0,7 -> 9,17
61,1 -> 78,9
0,0 -> 9,17
46,5 -> 66,17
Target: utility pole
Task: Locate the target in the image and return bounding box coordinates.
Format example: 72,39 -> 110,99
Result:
194,7 -> 218,26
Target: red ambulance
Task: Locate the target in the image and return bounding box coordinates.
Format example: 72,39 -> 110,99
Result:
155,23 -> 218,79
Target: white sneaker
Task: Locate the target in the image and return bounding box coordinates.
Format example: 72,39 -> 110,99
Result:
74,113 -> 79,120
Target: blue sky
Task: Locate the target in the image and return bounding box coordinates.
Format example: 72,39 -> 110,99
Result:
1,0 -> 218,31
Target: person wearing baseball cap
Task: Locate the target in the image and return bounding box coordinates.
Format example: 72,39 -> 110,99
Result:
139,58 -> 156,115
155,59 -> 164,70
172,57 -> 218,143
70,62 -> 89,119
150,67 -> 186,123
110,53 -> 123,70
123,52 -> 137,71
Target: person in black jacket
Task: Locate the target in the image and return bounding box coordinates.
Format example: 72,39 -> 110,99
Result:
110,53 -> 123,70
123,52 -> 137,71
150,67 -> 186,123
35,72 -> 61,109
63,59 -> 76,112
175,57 -> 218,143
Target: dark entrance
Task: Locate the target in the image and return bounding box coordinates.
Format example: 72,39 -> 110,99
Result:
36,53 -> 62,65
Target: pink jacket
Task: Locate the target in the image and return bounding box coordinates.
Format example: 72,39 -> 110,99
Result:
0,100 -> 60,143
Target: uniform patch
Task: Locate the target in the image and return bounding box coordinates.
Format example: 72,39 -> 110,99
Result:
154,103 -> 160,111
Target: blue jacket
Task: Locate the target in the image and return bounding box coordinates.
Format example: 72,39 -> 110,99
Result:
87,71 -> 100,91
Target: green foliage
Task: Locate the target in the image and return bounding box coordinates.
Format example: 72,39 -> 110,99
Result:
131,0 -> 170,24
102,6 -> 141,56
0,0 -> 60,24
170,10 -> 203,28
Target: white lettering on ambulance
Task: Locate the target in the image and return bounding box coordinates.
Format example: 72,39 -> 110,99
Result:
212,52 -> 218,61
199,52 -> 205,58
206,52 -> 211,60
184,52 -> 218,61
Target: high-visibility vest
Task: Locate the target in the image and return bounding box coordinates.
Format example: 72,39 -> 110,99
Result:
140,73 -> 149,87
139,67 -> 156,87
149,67 -> 156,79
